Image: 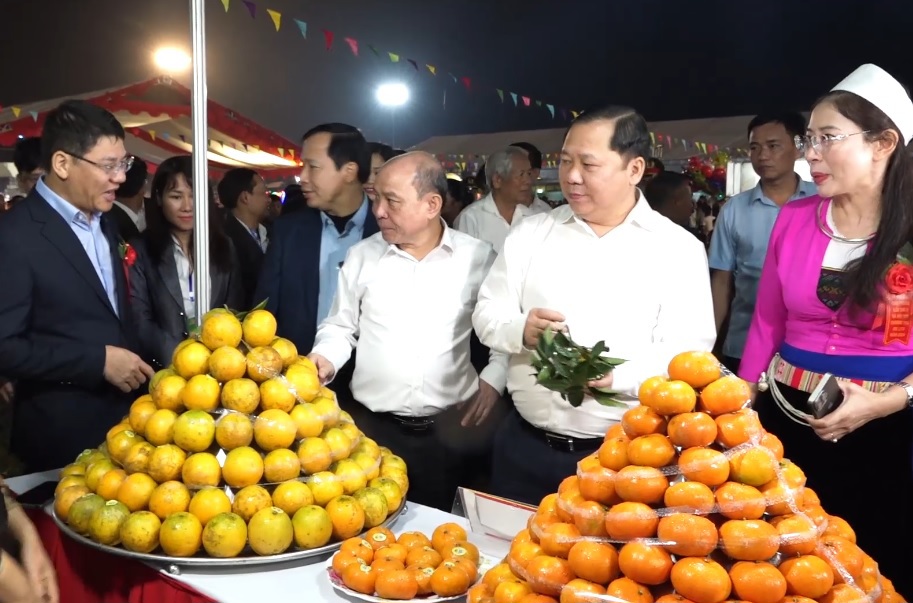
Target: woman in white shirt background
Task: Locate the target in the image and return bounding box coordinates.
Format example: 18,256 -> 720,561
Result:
129,155 -> 243,368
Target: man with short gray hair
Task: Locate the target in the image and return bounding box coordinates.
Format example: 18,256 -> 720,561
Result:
454,146 -> 544,253
308,151 -> 506,511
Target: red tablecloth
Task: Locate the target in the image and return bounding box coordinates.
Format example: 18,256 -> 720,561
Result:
28,510 -> 215,603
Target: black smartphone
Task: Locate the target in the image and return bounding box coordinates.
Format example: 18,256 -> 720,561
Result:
15,481 -> 59,509
808,373 -> 845,419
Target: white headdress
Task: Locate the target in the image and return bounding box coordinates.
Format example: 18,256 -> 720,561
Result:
831,64 -> 913,144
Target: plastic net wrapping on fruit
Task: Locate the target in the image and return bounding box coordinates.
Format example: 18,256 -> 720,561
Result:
54,308 -> 410,557
475,379 -> 898,603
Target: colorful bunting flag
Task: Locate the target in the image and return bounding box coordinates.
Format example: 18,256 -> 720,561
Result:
448,73 -> 457,83
149,130 -> 156,141
407,59 -> 418,71
29,111 -> 38,122
322,29 -> 334,50
388,52 -> 399,63
546,104 -> 555,118
294,18 -> 307,38
521,96 -> 530,107
242,0 -> 255,18
510,93 -> 518,106
426,64 -> 436,76
266,9 -> 281,32
461,77 -> 471,91
278,147 -> 285,157
571,111 -> 580,119
220,0 -> 229,11
11,107 -> 20,118
368,45 -> 379,57
496,89 -> 504,102
344,37 -> 359,56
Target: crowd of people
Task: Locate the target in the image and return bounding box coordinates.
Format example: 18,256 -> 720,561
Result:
0,61 -> 911,601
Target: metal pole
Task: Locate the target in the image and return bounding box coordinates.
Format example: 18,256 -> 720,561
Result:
190,0 -> 211,319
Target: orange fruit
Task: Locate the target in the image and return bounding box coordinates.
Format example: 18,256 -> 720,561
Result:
759,478 -> 803,516
638,376 -> 669,408
484,563 -> 521,592
342,562 -> 377,595
378,543 -> 409,565
432,522 -> 468,554
122,441 -> 155,474
571,500 -> 609,538
146,444 -> 186,483
567,540 -> 619,585
340,537 -> 376,563
559,578 -> 606,603
779,555 -> 835,599
714,410 -> 763,448
539,522 -> 581,559
773,514 -> 818,556
577,462 -> 618,505
820,584 -> 868,603
815,536 -> 864,583
232,484 -> 273,522
398,531 -> 432,551
678,447 -> 730,486
375,568 -> 419,600
597,437 -> 630,471
253,409 -> 298,451
188,487 -> 232,526
714,482 -> 767,520
822,515 -> 857,544
430,561 -> 472,597
406,546 -> 443,569
259,377 -> 297,413
494,579 -> 533,602
222,446 -> 265,489
246,345 -> 283,382
363,526 -> 396,550
729,447 -> 778,487
54,485 -> 91,522
333,551 -> 364,575
621,406 -> 667,438
670,557 -> 731,603
181,452 -> 222,488
699,375 -> 752,416
159,511 -> 203,557
443,540 -> 480,565
221,378 -> 261,414
645,380 -> 697,416
604,423 -> 628,441
214,412 -> 254,450
719,519 -> 779,561
95,468 -> 127,501
525,555 -> 574,598
663,480 -> 716,513
606,577 -> 654,603
409,564 -> 435,596
326,495 -> 366,540
263,448 -> 301,483
760,432 -> 785,459
129,396 -> 158,434
614,466 -> 668,504
448,556 -> 478,583
467,583 -> 495,603
247,506 -> 293,555
509,539 -> 544,574
116,472 -> 157,512
668,351 -> 721,388
148,480 -> 191,520
667,412 -> 718,448
729,561 -> 787,603
605,501 -> 658,540
181,374 -> 221,411
626,434 -> 676,468
201,511 -> 248,558
656,513 -> 718,557
618,541 -> 673,586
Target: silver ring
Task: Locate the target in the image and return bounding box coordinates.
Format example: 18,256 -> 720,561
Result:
831,437 -> 838,443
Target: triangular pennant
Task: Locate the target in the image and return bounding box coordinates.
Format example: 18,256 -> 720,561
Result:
387,52 -> 399,63
322,29 -> 334,50
460,76 -> 471,91
29,111 -> 38,122
571,110 -> 580,119
220,0 -> 229,11
251,145 -> 260,152
546,104 -> 555,118
496,89 -> 504,102
294,18 -> 307,38
682,139 -> 688,149
242,144 -> 248,151
368,45 -> 379,57
161,132 -> 170,140
407,59 -> 418,71
649,132 -> 655,146
149,130 -> 156,141
287,148 -> 295,159
278,147 -> 285,157
426,64 -> 436,75
510,92 -> 518,106
180,134 -> 186,142
11,107 -> 20,118
344,37 -> 359,56
266,9 -> 281,31
448,73 -> 457,83
241,0 -> 255,18
521,96 -> 530,107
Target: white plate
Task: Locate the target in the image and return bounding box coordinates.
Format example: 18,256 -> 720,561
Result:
325,553 -> 497,602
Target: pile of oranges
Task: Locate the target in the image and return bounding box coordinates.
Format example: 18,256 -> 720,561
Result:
52,308 -> 409,559
329,523 -> 483,600
469,351 -> 903,603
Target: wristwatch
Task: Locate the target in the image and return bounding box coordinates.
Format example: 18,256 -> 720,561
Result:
892,381 -> 913,408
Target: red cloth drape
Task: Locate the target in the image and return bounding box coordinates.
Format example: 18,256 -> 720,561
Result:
27,510 -> 215,603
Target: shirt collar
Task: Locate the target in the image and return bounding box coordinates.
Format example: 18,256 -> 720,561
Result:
559,189 -> 661,233
321,195 -> 371,232
37,177 -> 101,225
384,219 -> 454,259
749,175 -> 817,205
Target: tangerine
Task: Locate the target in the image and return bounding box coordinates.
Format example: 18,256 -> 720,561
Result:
432,522 -> 468,553
572,500 -> 609,538
248,506 -> 293,555
714,410 -> 763,448
431,561 -> 472,597
773,514 -> 818,556
670,557 -> 731,603
510,540 -> 544,574
606,577 -> 655,603
729,561 -> 787,603
559,578 -> 606,603
201,512 -> 248,558
376,568 -> 420,600
656,513 -> 718,557
597,437 -> 630,471
621,406 -> 668,438
714,482 -> 767,520
668,351 -> 721,388
340,537 -> 376,563
626,434 -> 676,468
618,541 -> 673,585
815,536 -> 864,583
663,481 -> 716,514
188,487 -> 232,526
148,480 -> 191,520
647,380 -> 697,415
719,519 -> 780,561
729,447 -> 778,487
342,563 -> 377,595
222,446 -> 265,489
667,412 -> 718,449
779,555 -> 835,599
699,376 -> 752,416
525,555 -> 574,597
638,376 -> 669,408
678,447 -> 730,486
604,501 -> 658,540
577,462 -> 618,505
615,465 -> 669,504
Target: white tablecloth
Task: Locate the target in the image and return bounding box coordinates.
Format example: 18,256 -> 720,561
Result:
7,471 -> 505,603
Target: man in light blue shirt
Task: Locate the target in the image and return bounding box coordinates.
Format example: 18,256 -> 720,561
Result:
709,112 -> 816,373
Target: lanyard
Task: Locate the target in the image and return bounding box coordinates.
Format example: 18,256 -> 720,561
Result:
188,271 -> 195,304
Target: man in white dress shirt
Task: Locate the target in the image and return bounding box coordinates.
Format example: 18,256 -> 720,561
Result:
473,105 -> 716,505
309,151 -> 506,511
454,146 -> 548,254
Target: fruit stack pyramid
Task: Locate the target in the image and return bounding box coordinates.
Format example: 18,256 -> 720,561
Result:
470,351 -> 904,603
52,307 -> 409,559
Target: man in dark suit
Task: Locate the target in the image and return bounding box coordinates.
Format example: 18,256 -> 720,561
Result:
0,100 -> 153,472
218,168 -> 270,309
109,158 -> 148,242
255,124 -> 377,401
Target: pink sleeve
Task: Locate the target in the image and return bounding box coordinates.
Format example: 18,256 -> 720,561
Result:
738,209 -> 790,382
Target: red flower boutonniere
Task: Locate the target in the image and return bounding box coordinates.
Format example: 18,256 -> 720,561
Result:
874,243 -> 913,344
119,242 -> 137,294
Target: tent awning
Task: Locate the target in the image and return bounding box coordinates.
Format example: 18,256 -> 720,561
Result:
0,77 -> 302,180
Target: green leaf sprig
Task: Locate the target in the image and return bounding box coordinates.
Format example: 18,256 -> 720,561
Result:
530,327 -> 628,408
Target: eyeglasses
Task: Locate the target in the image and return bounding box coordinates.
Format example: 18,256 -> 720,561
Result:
794,131 -> 870,153
68,152 -> 135,176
